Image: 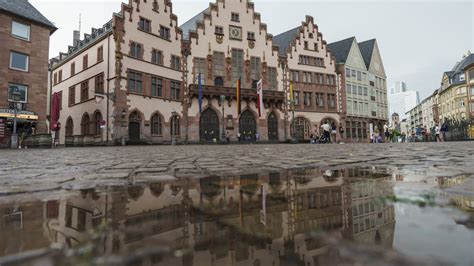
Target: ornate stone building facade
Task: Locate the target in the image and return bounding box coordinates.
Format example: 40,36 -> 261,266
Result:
274,16 -> 342,141
51,0 -> 355,145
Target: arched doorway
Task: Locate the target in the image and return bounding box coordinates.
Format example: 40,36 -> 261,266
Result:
81,113 -> 90,135
65,117 -> 73,136
267,112 -> 278,142
200,108 -> 220,142
129,111 -> 141,142
92,111 -> 102,136
291,117 -> 311,141
239,110 -> 257,142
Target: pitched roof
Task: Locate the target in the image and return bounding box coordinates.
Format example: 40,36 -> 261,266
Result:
273,26 -> 300,56
180,8 -> 208,40
439,53 -> 474,92
358,39 -> 376,69
327,37 -> 355,64
0,0 -> 56,33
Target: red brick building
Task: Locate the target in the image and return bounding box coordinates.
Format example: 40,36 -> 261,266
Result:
0,0 -> 56,147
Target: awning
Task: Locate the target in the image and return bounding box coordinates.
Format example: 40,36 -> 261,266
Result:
0,108 -> 38,120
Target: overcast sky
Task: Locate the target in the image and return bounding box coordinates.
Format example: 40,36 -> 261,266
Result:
31,0 -> 473,100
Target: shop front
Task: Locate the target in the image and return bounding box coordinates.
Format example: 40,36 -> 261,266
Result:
0,108 -> 38,148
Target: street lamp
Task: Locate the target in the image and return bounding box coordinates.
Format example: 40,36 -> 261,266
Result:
171,111 -> 177,145
220,94 -> 226,143
10,91 -> 22,149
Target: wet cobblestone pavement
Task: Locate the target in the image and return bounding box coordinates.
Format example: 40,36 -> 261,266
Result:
0,142 -> 473,265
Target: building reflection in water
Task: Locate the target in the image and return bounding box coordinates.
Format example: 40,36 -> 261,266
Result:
0,167 -> 396,265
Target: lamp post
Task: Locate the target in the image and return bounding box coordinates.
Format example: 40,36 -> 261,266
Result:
10,91 -> 22,149
171,111 -> 177,145
220,94 -> 226,144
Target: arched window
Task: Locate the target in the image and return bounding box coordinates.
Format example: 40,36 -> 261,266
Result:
151,113 -> 162,135
129,111 -> 141,122
171,115 -> 180,137
93,111 -> 102,136
65,117 -> 74,136
291,117 -> 311,140
81,113 -> 90,135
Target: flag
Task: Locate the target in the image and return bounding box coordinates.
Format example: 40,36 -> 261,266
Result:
289,82 -> 294,111
260,185 -> 266,226
198,73 -> 203,113
256,79 -> 263,117
236,77 -> 242,115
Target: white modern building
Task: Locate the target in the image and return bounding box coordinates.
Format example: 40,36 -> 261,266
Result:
388,81 -> 420,120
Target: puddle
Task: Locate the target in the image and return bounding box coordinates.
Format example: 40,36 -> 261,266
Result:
0,167 -> 473,265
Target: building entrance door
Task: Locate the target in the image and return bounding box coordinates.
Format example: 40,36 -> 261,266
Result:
200,108 -> 220,142
268,112 -> 278,142
239,110 -> 257,142
129,122 -> 140,141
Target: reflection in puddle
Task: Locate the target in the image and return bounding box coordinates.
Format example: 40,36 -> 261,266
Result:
7,167 -> 474,265
0,167 -> 398,265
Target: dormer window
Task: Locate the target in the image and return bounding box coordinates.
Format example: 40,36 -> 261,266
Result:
215,26 -> 224,35
231,12 -> 240,22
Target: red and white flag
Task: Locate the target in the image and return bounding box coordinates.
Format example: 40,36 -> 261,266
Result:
256,79 -> 263,117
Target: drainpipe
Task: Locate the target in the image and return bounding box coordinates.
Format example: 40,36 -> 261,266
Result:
106,34 -> 110,145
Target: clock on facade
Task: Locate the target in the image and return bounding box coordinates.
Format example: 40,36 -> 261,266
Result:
229,25 -> 242,41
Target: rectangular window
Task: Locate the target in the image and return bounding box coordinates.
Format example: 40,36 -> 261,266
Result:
314,43 -> 319,52
11,21 -> 30,41
328,94 -> 336,108
213,52 -> 225,79
231,12 -> 240,22
358,86 -> 363,95
95,73 -> 104,93
318,74 -> 324,84
357,71 -> 362,81
83,55 -> 88,70
97,46 -> 104,62
139,17 -> 151,32
304,41 -> 308,50
69,86 -> 75,106
151,77 -> 162,97
54,73 -> 58,85
215,26 -> 224,35
130,42 -> 142,59
363,87 -> 368,96
171,55 -> 181,70
7,83 -> 28,103
80,80 -> 89,101
316,93 -> 324,107
247,31 -> 255,40
194,58 -> 206,82
268,67 -> 277,90
128,71 -> 142,94
170,81 -> 180,100
351,69 -> 356,77
250,57 -> 261,81
58,70 -> 63,83
303,92 -> 312,107
9,51 -> 29,71
294,91 -> 300,106
231,49 -> 243,81
345,68 -> 350,78
346,84 -> 352,94
71,62 -> 75,76
160,26 -> 170,39
151,49 -> 162,65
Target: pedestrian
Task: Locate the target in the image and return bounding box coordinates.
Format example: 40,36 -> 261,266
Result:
237,132 -> 241,143
339,123 -> 345,143
331,122 -> 337,144
255,132 -> 260,142
309,133 -> 314,144
384,123 -> 389,143
226,130 -> 230,144
435,124 -> 442,142
374,126 -> 380,143
441,120 -> 448,141
18,131 -> 26,149
401,132 -> 406,143
321,121 -> 331,144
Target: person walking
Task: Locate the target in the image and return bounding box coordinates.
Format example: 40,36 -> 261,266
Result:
225,131 -> 230,144
339,123 -> 345,143
237,132 -> 241,143
331,122 -> 337,144
384,123 -> 389,143
374,126 -> 380,143
435,124 -> 442,142
441,120 -> 449,141
321,121 -> 331,144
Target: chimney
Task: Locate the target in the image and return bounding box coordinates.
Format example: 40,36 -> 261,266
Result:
73,30 -> 80,47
